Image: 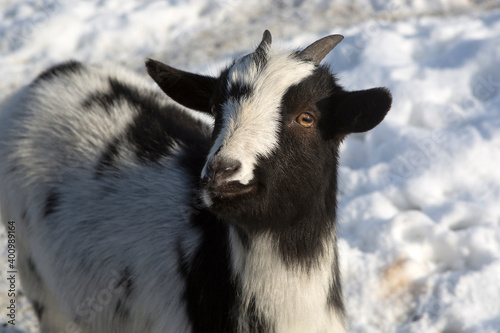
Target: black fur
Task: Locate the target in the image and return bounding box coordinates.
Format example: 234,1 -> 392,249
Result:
115,266 -> 134,299
112,79 -> 210,164
126,101 -> 211,165
87,77 -> 211,168
178,209 -> 238,333
228,82 -> 253,101
94,138 -> 120,178
44,189 -> 60,217
81,93 -> 115,115
100,78 -> 178,163
32,300 -> 45,320
114,299 -> 130,320
126,111 -> 178,164
34,60 -> 83,83
246,297 -> 271,333
111,267 -> 134,321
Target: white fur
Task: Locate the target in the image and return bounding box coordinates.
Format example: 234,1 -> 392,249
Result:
201,49 -> 315,190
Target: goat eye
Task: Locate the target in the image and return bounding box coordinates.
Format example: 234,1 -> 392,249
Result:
296,113 -> 314,128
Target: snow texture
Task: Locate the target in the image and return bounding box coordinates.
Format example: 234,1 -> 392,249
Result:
1,0 -> 500,332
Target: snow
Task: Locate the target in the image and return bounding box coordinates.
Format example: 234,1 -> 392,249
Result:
1,0 -> 500,332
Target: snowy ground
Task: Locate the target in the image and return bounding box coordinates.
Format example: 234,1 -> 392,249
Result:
1,1 -> 500,332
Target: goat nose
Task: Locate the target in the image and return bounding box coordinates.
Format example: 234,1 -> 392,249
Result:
210,158 -> 241,185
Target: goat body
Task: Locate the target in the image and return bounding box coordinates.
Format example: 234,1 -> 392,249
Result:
0,31 -> 391,333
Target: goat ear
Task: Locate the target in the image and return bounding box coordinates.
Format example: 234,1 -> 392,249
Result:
256,30 -> 272,53
333,87 -> 392,135
145,59 -> 216,113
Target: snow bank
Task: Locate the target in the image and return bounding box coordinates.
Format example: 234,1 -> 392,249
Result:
1,0 -> 499,332
335,11 -> 500,332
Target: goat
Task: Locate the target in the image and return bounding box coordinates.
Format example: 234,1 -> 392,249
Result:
0,31 -> 391,333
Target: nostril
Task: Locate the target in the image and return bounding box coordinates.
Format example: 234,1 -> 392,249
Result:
213,158 -> 241,184
218,158 -> 241,173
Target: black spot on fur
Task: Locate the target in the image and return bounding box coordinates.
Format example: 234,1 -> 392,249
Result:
114,299 -> 130,320
81,77 -> 144,114
125,108 -> 179,164
179,210 -> 238,333
84,77 -> 211,166
111,267 -> 134,321
127,106 -> 211,166
34,60 -> 83,83
94,137 -> 121,178
44,190 -> 59,217
32,300 -> 45,320
82,94 -> 113,115
115,266 -> 134,299
228,82 -> 253,100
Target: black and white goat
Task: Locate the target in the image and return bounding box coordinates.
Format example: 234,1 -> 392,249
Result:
0,31 -> 391,333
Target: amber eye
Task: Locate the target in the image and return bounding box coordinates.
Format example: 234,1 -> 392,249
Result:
296,113 -> 315,128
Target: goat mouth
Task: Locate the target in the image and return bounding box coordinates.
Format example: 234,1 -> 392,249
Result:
205,180 -> 257,201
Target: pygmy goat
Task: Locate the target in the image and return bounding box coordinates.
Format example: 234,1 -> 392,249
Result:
0,31 -> 391,333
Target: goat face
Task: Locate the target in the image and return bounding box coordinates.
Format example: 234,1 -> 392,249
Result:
146,31 -> 391,229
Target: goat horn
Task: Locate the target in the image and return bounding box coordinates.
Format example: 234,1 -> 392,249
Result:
299,34 -> 344,65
